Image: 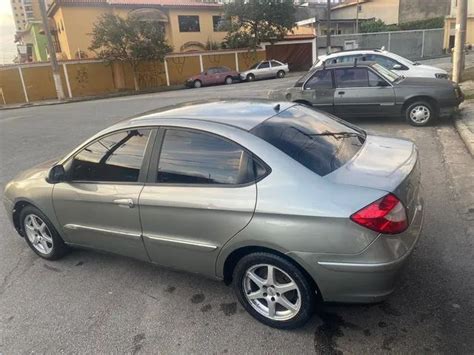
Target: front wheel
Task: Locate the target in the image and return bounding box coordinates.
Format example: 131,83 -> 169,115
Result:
246,73 -> 255,82
20,206 -> 68,260
405,101 -> 436,126
193,80 -> 202,88
232,252 -> 316,329
277,70 -> 286,79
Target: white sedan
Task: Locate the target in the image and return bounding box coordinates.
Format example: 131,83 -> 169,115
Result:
240,60 -> 289,81
312,48 -> 449,79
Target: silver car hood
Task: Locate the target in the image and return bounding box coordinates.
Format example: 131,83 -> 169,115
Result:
11,158 -> 57,182
324,135 -> 417,195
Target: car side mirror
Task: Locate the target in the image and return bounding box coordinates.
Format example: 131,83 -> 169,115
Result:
392,64 -> 402,70
204,72 -> 208,76
47,164 -> 66,184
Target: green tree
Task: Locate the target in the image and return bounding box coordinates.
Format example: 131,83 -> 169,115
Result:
223,0 -> 296,49
89,13 -> 172,91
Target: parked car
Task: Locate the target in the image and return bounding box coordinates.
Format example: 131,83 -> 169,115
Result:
312,48 -> 449,79
185,66 -> 240,88
240,60 -> 289,81
271,61 -> 463,126
4,100 -> 424,329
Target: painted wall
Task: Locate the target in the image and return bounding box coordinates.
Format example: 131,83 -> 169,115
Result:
332,0 -> 400,25
167,8 -> 227,52
0,49 -> 267,104
449,0 -> 474,16
444,17 -> 474,48
51,5 -> 226,59
398,0 -> 450,23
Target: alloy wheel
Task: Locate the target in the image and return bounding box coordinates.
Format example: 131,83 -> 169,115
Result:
409,105 -> 430,124
24,214 -> 53,254
243,264 -> 301,321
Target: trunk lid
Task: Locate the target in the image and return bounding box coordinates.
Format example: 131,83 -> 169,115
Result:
325,135 -> 421,221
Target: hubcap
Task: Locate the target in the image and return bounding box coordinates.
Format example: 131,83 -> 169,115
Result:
24,214 -> 53,254
243,264 -> 301,321
409,105 -> 430,124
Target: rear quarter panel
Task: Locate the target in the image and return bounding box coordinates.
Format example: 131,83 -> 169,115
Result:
215,139 -> 387,278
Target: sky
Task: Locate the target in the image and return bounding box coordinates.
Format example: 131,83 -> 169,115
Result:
0,0 -> 18,64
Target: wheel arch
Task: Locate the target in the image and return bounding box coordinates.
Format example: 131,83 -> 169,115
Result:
221,245 -> 321,299
402,95 -> 439,115
12,199 -> 38,237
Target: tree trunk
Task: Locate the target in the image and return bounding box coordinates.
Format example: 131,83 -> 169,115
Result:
132,67 -> 140,91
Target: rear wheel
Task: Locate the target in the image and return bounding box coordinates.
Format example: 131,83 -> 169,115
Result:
405,101 -> 435,126
232,252 -> 316,329
246,73 -> 255,82
277,70 -> 286,79
224,76 -> 233,85
193,80 -> 202,88
20,206 -> 68,260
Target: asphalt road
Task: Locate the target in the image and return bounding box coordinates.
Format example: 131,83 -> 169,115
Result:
1,68 -> 474,354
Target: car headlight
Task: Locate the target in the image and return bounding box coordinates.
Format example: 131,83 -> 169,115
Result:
435,73 -> 448,79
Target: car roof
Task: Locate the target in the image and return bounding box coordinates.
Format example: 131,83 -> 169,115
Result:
318,61 -> 377,69
323,49 -> 388,58
114,100 -> 295,131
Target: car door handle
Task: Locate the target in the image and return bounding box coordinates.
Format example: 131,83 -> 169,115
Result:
113,198 -> 135,208
338,91 -> 345,95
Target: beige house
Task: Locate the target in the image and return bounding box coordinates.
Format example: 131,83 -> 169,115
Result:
328,0 -> 450,34
444,0 -> 474,49
47,0 -> 228,60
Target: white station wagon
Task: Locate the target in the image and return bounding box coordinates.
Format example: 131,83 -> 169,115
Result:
313,48 -> 448,79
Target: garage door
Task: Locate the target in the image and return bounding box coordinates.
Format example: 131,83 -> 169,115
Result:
266,43 -> 313,71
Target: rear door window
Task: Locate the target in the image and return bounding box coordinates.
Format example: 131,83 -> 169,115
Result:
270,61 -> 282,67
258,61 -> 270,69
156,129 -> 264,185
250,106 -> 364,176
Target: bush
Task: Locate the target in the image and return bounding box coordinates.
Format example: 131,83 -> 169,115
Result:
360,17 -> 444,33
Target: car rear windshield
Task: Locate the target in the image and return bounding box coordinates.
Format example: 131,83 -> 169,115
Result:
250,106 -> 365,176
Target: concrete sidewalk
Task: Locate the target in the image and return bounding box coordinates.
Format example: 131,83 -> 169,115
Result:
455,93 -> 474,156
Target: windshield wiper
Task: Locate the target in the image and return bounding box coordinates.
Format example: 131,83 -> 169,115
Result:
308,131 -> 362,139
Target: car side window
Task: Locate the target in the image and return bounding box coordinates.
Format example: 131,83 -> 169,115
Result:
365,54 -> 404,70
258,61 -> 270,69
270,61 -> 282,67
334,68 -> 369,88
156,129 -> 262,185
304,70 -> 333,89
335,54 -> 362,64
207,68 -> 217,75
70,129 -> 151,182
368,70 -> 388,87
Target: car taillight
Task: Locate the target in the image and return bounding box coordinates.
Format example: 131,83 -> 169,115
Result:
350,194 -> 408,234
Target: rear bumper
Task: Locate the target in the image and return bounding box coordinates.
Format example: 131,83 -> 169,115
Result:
288,196 -> 424,303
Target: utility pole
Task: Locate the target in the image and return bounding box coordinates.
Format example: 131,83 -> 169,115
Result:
355,0 -> 360,34
452,0 -> 467,83
39,0 -> 65,100
326,0 -> 331,54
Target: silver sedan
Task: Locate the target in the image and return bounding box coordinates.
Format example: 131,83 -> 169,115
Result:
3,101 -> 423,329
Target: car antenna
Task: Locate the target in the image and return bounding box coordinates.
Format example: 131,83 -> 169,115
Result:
273,104 -> 280,112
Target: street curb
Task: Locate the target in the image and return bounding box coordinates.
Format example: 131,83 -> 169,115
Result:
454,117 -> 474,156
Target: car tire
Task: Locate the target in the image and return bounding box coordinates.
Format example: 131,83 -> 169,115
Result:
225,76 -> 233,85
232,252 -> 316,329
277,70 -> 286,79
20,205 -> 68,260
405,101 -> 436,126
193,80 -> 202,88
246,73 -> 255,82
